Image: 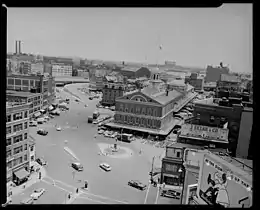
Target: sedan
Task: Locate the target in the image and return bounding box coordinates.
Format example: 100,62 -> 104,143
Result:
160,189 -> 181,199
71,162 -> 84,172
37,129 -> 48,136
128,180 -> 147,191
98,130 -> 104,134
99,163 -> 112,172
31,188 -> 46,200
56,127 -> 62,131
36,158 -> 47,166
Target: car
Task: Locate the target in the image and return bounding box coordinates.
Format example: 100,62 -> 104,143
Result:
99,163 -> 112,171
36,158 -> 47,166
20,197 -> 34,204
128,180 -> 147,191
105,106 -> 109,109
37,129 -> 48,136
31,188 -> 46,200
89,97 -> 93,100
160,189 -> 181,199
93,120 -> 98,124
104,132 -> 111,137
98,130 -> 104,134
71,162 -> 83,171
111,133 -> 117,138
56,127 -> 62,131
75,99 -> 79,102
29,121 -> 38,127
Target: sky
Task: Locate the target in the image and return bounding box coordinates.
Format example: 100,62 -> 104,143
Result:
7,4 -> 252,73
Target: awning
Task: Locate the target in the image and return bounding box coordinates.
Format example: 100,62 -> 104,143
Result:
34,112 -> 41,118
14,168 -> 29,180
48,105 -> 54,111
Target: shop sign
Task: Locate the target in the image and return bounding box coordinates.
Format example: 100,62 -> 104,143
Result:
180,124 -> 229,142
197,154 -> 252,208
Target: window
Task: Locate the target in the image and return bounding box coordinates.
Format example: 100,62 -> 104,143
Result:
24,122 -> 28,129
176,151 -> 181,158
24,154 -> 28,161
18,157 -> 23,164
30,146 -> 34,152
13,134 -> 23,144
24,144 -> 27,150
7,150 -> 12,158
6,126 -> 12,134
13,145 -> 23,155
7,138 -> 12,146
6,115 -> 11,122
13,112 -> 23,121
7,161 -> 12,169
31,155 -> 34,161
13,123 -> 23,132
210,116 -> 215,123
24,111 -> 28,118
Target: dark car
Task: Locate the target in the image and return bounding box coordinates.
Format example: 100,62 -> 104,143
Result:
36,158 -> 47,166
128,180 -> 147,191
71,162 -> 84,171
37,129 -> 48,136
160,189 -> 181,199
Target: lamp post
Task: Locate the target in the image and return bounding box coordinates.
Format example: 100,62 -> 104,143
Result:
150,156 -> 155,182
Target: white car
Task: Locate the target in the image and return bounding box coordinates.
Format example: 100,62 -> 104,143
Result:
30,188 -> 45,200
56,127 -> 62,131
99,163 -> 111,171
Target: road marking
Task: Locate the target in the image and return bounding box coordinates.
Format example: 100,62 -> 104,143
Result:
78,195 -> 107,204
64,147 -> 80,161
143,183 -> 151,204
41,179 -> 71,193
155,186 -> 160,204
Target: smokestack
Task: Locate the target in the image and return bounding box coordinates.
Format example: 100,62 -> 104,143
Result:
15,41 -> 18,54
19,41 -> 22,54
220,62 -> 223,68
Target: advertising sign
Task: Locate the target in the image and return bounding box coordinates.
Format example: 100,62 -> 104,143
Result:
180,124 -> 229,142
197,153 -> 252,208
186,184 -> 198,204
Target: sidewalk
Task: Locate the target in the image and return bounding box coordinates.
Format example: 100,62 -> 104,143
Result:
7,162 -> 47,198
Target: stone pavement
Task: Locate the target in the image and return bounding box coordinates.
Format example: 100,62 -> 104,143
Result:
6,162 -> 47,200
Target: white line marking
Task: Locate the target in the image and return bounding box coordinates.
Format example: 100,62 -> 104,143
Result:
41,179 -> 71,193
78,195 -> 107,204
144,183 -> 151,204
155,186 -> 160,204
81,191 -> 128,204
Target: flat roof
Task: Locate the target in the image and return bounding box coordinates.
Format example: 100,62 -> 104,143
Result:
54,77 -> 89,82
6,90 -> 40,98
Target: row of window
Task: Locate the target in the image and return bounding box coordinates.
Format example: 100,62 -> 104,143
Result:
6,111 -> 28,122
7,78 -> 36,86
116,105 -> 159,117
6,133 -> 27,146
7,154 -> 28,170
6,122 -> 28,134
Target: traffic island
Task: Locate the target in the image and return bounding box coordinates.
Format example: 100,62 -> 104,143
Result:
97,143 -> 133,159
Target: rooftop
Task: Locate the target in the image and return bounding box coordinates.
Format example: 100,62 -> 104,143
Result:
220,74 -> 241,83
168,79 -> 186,87
6,90 -> 40,98
121,66 -> 142,72
194,98 -> 218,105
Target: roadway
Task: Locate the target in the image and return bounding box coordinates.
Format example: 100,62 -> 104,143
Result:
11,83 -> 151,204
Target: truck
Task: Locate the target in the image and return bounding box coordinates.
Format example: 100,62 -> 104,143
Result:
88,116 -> 93,123
93,111 -> 100,119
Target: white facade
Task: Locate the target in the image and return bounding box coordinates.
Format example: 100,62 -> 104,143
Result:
52,63 -> 72,77
31,63 -> 44,74
29,142 -> 36,168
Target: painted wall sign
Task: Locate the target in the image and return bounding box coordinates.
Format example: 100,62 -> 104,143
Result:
197,154 -> 252,208
180,124 -> 229,142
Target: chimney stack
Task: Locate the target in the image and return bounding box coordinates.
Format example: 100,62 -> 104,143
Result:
15,40 -> 18,54
19,41 -> 22,54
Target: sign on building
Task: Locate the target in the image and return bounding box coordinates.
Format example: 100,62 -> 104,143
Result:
197,153 -> 252,208
186,184 -> 198,204
180,124 -> 229,142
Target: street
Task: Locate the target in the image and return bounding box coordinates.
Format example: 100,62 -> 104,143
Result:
11,83 -> 153,204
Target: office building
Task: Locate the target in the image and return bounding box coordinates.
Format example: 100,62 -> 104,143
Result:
216,74 -> 241,92
51,63 -> 73,77
108,71 -> 197,138
205,63 -> 230,83
89,67 -> 112,91
6,74 -> 55,109
6,90 -> 43,119
185,73 -> 204,91
6,102 -> 30,184
19,61 -> 31,74
31,62 -> 44,75
28,136 -> 36,171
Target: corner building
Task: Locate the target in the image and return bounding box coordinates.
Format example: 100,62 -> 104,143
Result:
6,102 -> 30,184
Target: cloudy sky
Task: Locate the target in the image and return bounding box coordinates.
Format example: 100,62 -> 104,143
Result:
7,4 -> 252,72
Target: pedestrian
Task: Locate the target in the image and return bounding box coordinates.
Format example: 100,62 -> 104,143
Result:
68,194 -> 71,200
76,188 -> 79,194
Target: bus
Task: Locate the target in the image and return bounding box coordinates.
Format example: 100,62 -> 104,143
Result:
93,111 -> 100,119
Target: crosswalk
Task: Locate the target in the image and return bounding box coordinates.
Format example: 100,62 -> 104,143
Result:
42,176 -> 128,204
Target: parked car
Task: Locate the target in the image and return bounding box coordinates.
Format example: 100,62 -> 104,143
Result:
93,120 -> 98,124
71,162 -> 84,171
56,127 -> 62,131
99,163 -> 112,171
75,99 -> 79,102
89,97 -> 93,100
20,197 -> 34,204
31,188 -> 46,200
29,121 -> 38,127
98,130 -> 104,134
128,180 -> 147,191
37,129 -> 48,136
36,158 -> 47,166
160,189 -> 181,199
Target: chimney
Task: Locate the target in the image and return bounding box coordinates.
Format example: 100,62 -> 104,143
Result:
19,41 -> 22,54
15,40 -> 18,54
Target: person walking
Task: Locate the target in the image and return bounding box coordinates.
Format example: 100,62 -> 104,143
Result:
76,188 -> 79,194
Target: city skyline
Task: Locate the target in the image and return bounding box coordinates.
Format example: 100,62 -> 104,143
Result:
7,4 -> 252,72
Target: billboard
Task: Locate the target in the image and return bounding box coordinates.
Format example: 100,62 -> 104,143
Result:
197,153 -> 252,208
180,124 -> 229,143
